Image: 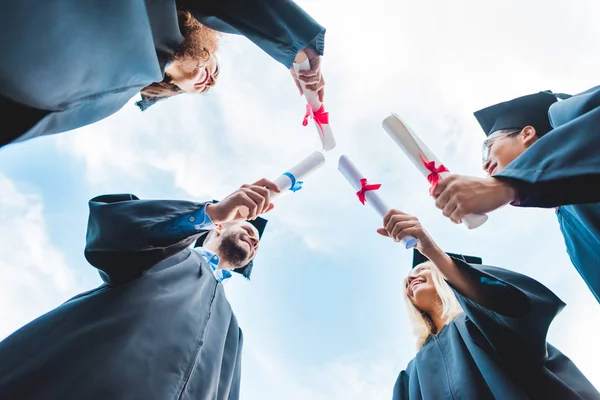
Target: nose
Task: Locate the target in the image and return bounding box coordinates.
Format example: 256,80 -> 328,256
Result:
482,159 -> 492,174
206,75 -> 216,88
248,235 -> 259,248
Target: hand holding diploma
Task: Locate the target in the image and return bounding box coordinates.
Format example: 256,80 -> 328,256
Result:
290,46 -> 325,102
382,114 -> 488,229
431,175 -> 517,224
338,155 -> 418,249
206,179 -> 280,223
293,50 -> 336,151
377,210 -> 445,261
238,151 -> 326,219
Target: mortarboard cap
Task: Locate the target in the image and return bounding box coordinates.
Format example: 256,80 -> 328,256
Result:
474,91 -> 558,137
412,249 -> 482,268
194,203 -> 268,279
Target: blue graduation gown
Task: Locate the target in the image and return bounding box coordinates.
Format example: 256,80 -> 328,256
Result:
494,85 -> 600,302
0,0 -> 325,147
393,259 -> 600,400
0,194 -> 245,399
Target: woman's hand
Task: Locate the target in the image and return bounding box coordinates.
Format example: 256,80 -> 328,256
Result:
377,210 -> 445,260
379,210 -> 491,306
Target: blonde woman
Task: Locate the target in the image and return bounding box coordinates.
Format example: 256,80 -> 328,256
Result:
378,210 -> 600,400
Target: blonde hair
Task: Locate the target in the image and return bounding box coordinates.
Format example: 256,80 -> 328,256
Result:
403,261 -> 464,349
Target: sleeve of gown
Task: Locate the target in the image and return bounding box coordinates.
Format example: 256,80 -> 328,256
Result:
447,257 -> 565,363
84,194 -> 213,284
178,0 -> 326,68
494,85 -> 600,207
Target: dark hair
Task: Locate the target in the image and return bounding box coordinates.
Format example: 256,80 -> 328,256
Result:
137,11 -> 220,111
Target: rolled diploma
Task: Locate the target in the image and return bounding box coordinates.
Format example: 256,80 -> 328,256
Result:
382,114 -> 488,229
338,155 -> 418,249
239,151 -> 326,218
293,55 -> 336,151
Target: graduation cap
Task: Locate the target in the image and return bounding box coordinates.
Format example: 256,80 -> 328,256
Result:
412,249 -> 482,268
474,91 -> 558,138
194,212 -> 268,279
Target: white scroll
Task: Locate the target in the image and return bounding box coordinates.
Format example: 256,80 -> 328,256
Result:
240,151 -> 326,218
271,151 -> 326,197
338,155 -> 418,249
382,113 -> 488,229
293,53 -> 336,151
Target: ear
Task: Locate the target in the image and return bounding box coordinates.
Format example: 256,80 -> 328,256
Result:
164,73 -> 175,85
213,224 -> 224,237
521,126 -> 538,146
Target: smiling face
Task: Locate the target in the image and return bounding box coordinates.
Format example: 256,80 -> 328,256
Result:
482,126 -> 539,176
161,11 -> 221,94
403,261 -> 465,348
214,221 -> 260,269
404,264 -> 440,313
165,54 -> 219,94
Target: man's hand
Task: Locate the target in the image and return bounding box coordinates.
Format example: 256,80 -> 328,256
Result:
377,210 -> 444,259
431,175 -> 517,224
290,46 -> 325,102
205,179 -> 280,224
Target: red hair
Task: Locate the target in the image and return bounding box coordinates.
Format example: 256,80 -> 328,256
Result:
137,11 -> 221,110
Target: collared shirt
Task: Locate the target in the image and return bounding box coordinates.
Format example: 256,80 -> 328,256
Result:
145,204 -> 231,283
194,247 -> 232,283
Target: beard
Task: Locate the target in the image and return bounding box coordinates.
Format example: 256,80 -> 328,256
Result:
218,232 -> 251,267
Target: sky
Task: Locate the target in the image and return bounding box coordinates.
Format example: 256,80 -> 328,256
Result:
1,0 -> 600,398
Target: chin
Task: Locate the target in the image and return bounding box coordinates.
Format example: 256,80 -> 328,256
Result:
191,85 -> 208,94
412,290 -> 435,308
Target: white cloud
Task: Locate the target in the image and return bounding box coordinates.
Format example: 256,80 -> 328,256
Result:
238,342 -> 401,400
0,174 -> 81,339
44,0 -> 600,396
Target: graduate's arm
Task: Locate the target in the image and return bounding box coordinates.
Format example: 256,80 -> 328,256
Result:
444,258 -> 565,363
494,87 -> 600,207
84,194 -> 215,284
85,181 -> 279,283
178,0 -> 325,68
495,173 -> 600,208
379,211 -> 564,361
378,210 -> 495,308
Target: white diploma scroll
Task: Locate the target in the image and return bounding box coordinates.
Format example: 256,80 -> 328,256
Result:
240,151 -> 326,218
272,151 -> 326,197
382,114 -> 488,229
338,155 -> 418,249
293,55 -> 336,151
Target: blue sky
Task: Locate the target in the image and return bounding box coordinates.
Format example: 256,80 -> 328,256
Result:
1,0 -> 600,398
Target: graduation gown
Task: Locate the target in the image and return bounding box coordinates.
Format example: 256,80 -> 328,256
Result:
0,194 -> 245,400
0,0 -> 325,147
494,85 -> 600,302
393,258 -> 600,400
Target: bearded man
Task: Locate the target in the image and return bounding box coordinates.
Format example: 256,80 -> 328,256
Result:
0,179 -> 279,399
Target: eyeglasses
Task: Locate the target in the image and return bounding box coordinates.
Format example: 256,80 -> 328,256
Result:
481,129 -> 522,163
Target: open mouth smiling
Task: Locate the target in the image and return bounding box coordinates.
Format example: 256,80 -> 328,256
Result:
409,278 -> 426,297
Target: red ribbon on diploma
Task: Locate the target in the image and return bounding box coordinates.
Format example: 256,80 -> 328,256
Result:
356,178 -> 381,205
302,104 -> 329,147
420,153 -> 449,195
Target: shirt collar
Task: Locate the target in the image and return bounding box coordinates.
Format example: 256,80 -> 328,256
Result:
195,248 -> 232,283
